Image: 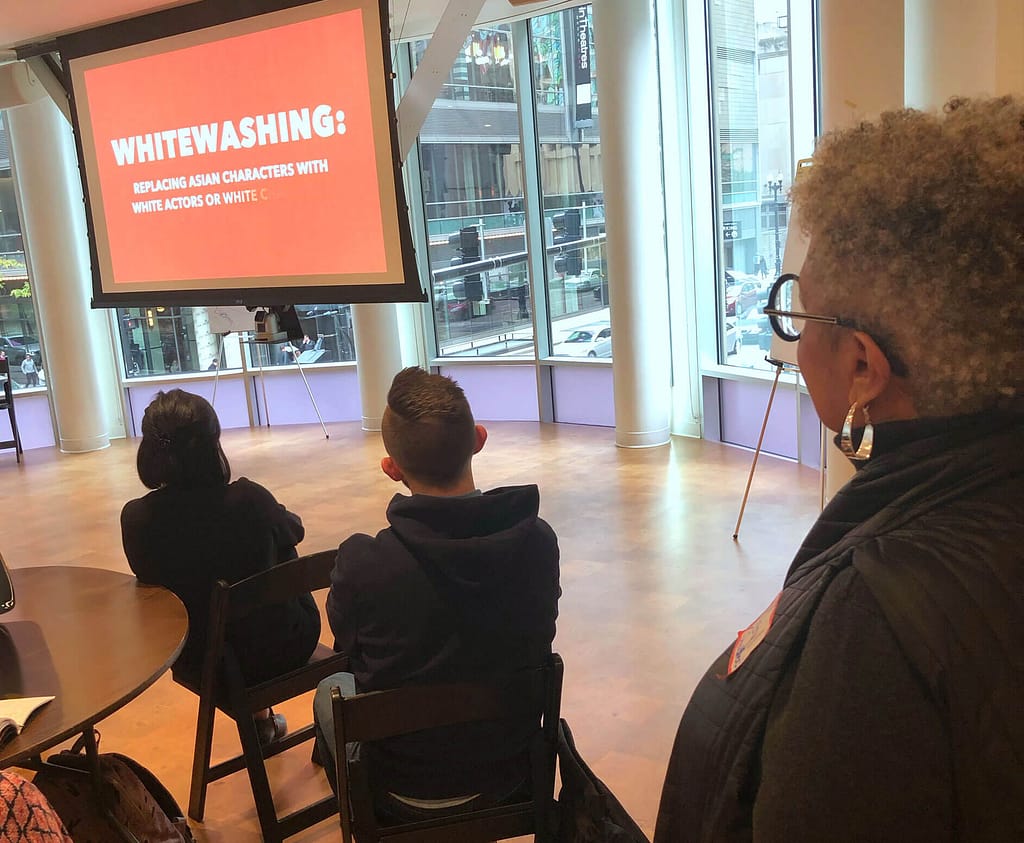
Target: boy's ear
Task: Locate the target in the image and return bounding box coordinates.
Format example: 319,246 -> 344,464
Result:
381,456 -> 404,483
473,424 -> 488,454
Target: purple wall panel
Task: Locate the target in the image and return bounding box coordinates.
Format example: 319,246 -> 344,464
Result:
256,368 -> 360,425
702,377 -> 722,442
128,378 -> 251,434
551,366 -> 614,427
438,365 -> 539,421
799,395 -> 822,469
0,392 -> 55,451
720,378 -> 798,459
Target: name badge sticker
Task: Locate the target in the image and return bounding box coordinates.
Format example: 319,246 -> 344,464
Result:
727,592 -> 782,676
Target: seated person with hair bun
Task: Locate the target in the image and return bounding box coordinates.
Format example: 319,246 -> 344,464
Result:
121,388 -> 320,746
313,367 -> 561,821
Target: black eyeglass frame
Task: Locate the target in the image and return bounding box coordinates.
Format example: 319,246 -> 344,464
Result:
761,272 -> 909,377
762,273 -> 855,342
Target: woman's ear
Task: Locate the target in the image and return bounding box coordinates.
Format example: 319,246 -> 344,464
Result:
848,331 -> 917,421
847,330 -> 891,407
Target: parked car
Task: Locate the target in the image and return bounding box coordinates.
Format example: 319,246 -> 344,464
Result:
553,322 -> 612,358
725,280 -> 761,318
433,281 -> 470,321
0,335 -> 42,368
725,319 -> 741,356
737,310 -> 773,352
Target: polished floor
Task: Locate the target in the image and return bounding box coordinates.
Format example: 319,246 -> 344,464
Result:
0,420 -> 821,840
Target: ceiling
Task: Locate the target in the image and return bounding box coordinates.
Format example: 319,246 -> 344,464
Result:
1,0 -> 579,52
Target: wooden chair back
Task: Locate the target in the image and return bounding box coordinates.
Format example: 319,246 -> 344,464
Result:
331,653 -> 563,843
183,548 -> 346,843
0,359 -> 23,462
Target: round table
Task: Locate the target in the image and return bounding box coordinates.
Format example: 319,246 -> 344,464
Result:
0,566 -> 188,767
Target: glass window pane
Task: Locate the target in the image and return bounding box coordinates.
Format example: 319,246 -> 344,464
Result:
414,27 -> 535,358
710,0 -> 811,369
116,306 -> 220,376
115,304 -> 355,377
0,112 -> 47,392
247,305 -> 355,368
530,6 -> 611,360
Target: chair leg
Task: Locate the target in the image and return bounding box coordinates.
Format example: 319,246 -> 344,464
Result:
236,713 -> 283,843
188,693 -> 218,821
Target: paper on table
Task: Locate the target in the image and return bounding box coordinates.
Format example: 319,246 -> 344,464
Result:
0,696 -> 54,744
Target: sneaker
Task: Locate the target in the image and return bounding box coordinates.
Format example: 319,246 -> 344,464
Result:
256,712 -> 288,747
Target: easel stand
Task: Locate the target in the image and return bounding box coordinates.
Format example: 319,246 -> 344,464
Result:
211,334 -> 330,440
732,357 -> 796,539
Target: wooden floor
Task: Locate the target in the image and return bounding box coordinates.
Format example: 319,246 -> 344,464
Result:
0,421 -> 821,841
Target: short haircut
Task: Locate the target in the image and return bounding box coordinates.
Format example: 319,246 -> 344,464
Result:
136,389 -> 231,490
381,367 -> 476,487
792,95 -> 1024,415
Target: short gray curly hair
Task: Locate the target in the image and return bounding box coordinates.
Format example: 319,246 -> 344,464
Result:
791,96 -> 1023,416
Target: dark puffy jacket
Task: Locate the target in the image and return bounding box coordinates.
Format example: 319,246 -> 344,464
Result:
655,411 -> 1024,842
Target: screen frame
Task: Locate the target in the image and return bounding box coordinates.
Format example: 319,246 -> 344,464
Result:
57,0 -> 425,308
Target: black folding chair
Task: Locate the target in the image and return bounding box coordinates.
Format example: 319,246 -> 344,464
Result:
0,360 -> 24,463
330,653 -> 564,843
177,549 -> 348,842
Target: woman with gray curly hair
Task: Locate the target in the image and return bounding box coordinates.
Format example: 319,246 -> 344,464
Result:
655,96 -> 1023,842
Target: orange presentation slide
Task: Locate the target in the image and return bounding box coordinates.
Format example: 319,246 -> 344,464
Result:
82,8 -> 388,285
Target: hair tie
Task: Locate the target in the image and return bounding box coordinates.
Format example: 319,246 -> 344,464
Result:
157,434 -> 173,449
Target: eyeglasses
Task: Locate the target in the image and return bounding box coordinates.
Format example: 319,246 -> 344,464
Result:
762,273 -> 909,376
762,273 -> 851,342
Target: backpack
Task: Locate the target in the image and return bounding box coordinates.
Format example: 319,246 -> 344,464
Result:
556,718 -> 649,843
31,733 -> 193,843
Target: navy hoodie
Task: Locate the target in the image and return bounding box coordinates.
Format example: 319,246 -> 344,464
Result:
326,484 -> 560,799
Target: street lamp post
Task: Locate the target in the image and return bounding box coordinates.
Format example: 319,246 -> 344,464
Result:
766,176 -> 784,279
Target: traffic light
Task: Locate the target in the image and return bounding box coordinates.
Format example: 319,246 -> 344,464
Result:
448,226 -> 483,301
552,209 -> 582,276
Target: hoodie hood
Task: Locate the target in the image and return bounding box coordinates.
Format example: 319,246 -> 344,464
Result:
384,485 -> 543,595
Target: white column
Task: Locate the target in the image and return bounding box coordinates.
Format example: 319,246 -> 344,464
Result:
352,302 -> 405,431
6,97 -> 123,452
905,0 -> 1024,110
592,0 -> 671,448
819,0 -> 905,131
817,0 -> 905,498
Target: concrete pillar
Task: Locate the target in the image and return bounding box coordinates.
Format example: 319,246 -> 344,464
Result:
905,0 -> 1024,110
352,302 -> 405,431
817,0 -> 905,498
592,0 -> 671,448
6,97 -> 123,452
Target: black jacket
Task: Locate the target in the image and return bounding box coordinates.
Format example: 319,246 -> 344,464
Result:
655,411 -> 1024,842
121,477 -> 320,684
327,485 -> 560,799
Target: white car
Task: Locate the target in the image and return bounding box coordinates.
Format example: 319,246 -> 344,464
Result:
725,319 -> 741,356
553,322 -> 612,358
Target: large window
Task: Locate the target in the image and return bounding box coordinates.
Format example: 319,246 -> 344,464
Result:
115,304 -> 354,378
415,27 -> 534,358
0,112 -> 46,392
415,8 -> 611,362
530,7 -> 610,360
709,0 -> 812,370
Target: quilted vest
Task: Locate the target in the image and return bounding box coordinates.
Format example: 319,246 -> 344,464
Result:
655,412 -> 1024,842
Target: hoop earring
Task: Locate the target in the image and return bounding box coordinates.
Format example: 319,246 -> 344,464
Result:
840,402 -> 874,461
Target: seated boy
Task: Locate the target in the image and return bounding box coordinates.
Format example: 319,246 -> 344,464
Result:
314,366 -> 560,819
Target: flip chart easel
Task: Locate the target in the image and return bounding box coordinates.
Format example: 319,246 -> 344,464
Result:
732,160 -> 821,538
207,307 -> 329,440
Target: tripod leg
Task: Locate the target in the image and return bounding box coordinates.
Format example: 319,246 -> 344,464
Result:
292,352 -> 330,440
256,347 -> 271,427
211,334 -> 224,408
733,364 -> 784,539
